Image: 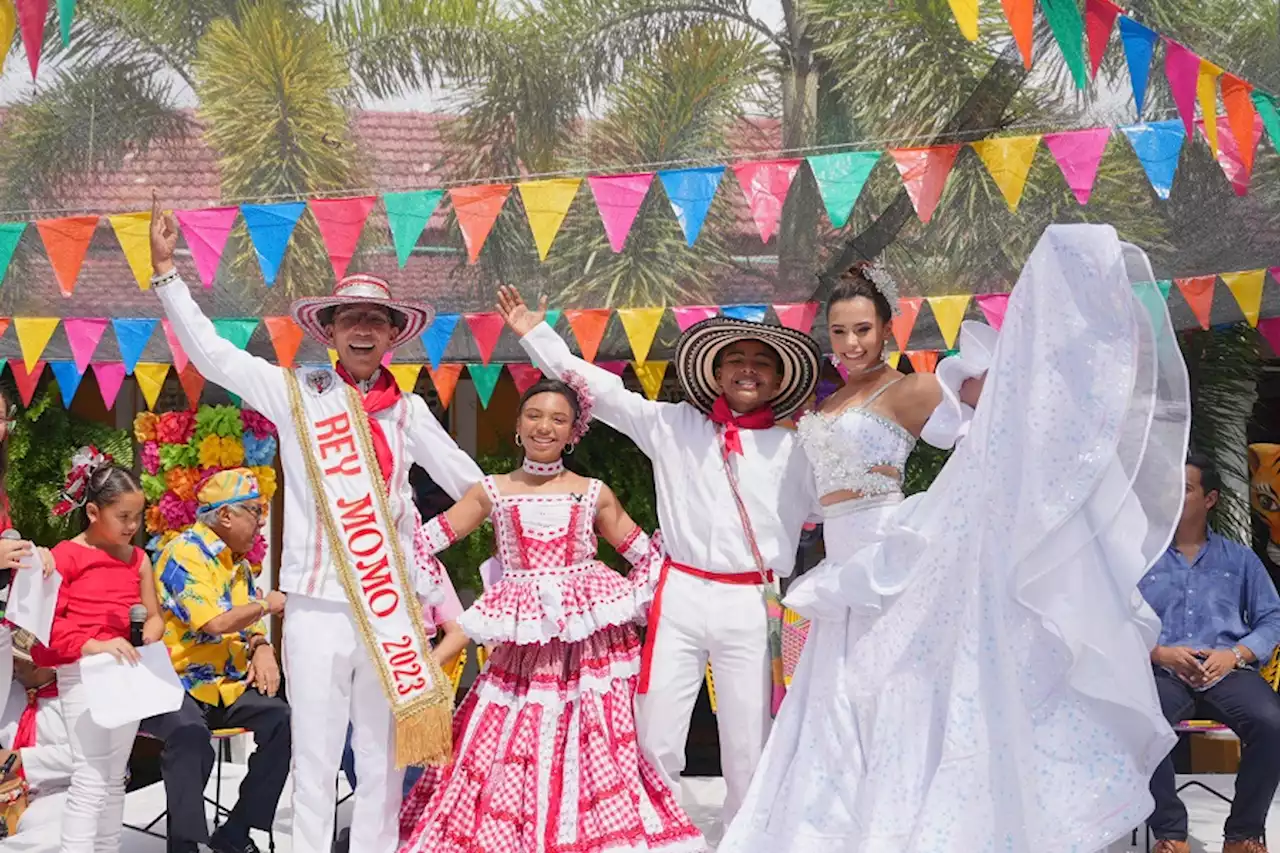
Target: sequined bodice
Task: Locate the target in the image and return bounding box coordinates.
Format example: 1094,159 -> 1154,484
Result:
483,476 -> 603,573
798,402 -> 916,501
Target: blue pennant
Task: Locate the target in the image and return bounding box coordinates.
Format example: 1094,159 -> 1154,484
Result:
1120,121 -> 1186,201
722,304 -> 769,324
240,202 -> 306,286
421,314 -> 460,370
1119,17 -> 1159,116
657,167 -> 725,247
48,361 -> 84,407
111,318 -> 157,375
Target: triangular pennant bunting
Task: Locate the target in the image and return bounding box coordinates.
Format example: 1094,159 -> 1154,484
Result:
927,295 -> 972,348
673,306 -> 717,332
722,304 -> 768,324
14,317 -> 58,371
807,151 -> 879,229
1133,281 -> 1174,350
1175,275 -> 1216,329
55,0 -> 72,46
1260,318 -> 1280,358
1222,75 -> 1259,174
1197,61 -> 1224,157
633,361 -> 667,401
1119,16 -> 1159,115
1198,115 -> 1264,197
507,364 -> 543,395
108,212 -> 153,290
906,351 -> 939,374
467,363 -> 503,408
1164,41 -> 1201,137
657,167 -> 724,246
10,359 -> 42,406
588,173 -> 653,253
975,293 -> 1011,330
326,349 -> 339,369
774,302 -> 820,335
0,0 -> 17,75
211,318 -> 259,351
135,363 -> 169,411
464,313 -> 505,366
1084,0 -> 1121,79
63,317 -> 108,373
732,160 -> 802,243
263,316 -> 304,368
1220,270 -> 1265,327
616,307 -> 665,363
1120,121 -> 1185,200
111,318 -> 157,374
449,184 -> 512,264
35,215 -> 98,297
175,207 -> 238,288
387,363 -> 423,393
892,298 -> 922,351
0,221 -> 25,286
309,196 -> 376,281
887,351 -> 902,370
970,136 -> 1041,212
15,0 -> 47,79
383,190 -> 444,268
91,362 -> 126,410
241,202 -> 305,286
545,310 -> 563,332
1041,0 -> 1089,89
48,361 -> 82,407
518,178 -> 581,261
422,314 -> 460,370
890,146 -> 961,223
1001,0 -> 1035,68
946,0 -> 977,40
178,364 -> 204,409
1254,91 -> 1280,151
427,364 -> 463,409
1043,128 -> 1111,205
597,361 -> 627,376
160,319 -> 189,373
565,309 -> 611,363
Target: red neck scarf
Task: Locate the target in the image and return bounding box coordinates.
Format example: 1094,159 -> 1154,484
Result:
709,396 -> 775,456
336,364 -> 401,486
13,682 -> 58,777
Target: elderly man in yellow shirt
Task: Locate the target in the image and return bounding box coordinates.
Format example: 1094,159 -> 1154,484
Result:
141,469 -> 291,853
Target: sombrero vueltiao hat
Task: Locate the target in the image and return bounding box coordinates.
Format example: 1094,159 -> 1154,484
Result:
291,273 -> 434,349
674,317 -> 821,420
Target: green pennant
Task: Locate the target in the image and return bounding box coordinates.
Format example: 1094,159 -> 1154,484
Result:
468,363 -> 503,408
0,222 -> 26,287
384,190 -> 444,267
545,309 -> 562,331
57,0 -> 76,45
807,151 -> 880,228
1041,0 -> 1089,90
211,317 -> 260,351
1134,280 -> 1174,350
1253,91 -> 1280,153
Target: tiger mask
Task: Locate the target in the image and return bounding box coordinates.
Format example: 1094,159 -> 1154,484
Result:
1249,443 -> 1280,566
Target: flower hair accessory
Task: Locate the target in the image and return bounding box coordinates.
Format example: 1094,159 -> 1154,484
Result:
53,445 -> 113,517
856,260 -> 901,315
560,370 -> 594,443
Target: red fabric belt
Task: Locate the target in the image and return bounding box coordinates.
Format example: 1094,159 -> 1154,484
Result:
637,559 -> 775,694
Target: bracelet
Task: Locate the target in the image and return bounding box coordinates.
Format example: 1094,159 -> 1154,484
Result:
150,268 -> 180,288
1234,646 -> 1248,668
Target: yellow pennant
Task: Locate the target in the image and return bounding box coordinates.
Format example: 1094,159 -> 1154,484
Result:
970,136 -> 1041,212
927,295 -> 971,349
633,361 -> 667,401
1198,61 -> 1223,157
947,0 -> 979,41
1220,270 -> 1265,326
14,317 -> 59,371
387,363 -> 423,393
134,362 -> 170,411
518,178 -> 582,261
108,212 -> 154,290
616,307 -> 665,363
0,0 -> 15,73
327,348 -> 339,368
887,351 -> 902,370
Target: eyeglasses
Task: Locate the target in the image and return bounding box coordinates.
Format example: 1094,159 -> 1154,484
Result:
234,502 -> 265,521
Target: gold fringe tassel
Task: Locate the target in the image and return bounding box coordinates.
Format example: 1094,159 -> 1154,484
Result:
395,703 -> 454,769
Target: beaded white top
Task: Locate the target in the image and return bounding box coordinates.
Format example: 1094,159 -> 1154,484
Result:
797,379 -> 915,504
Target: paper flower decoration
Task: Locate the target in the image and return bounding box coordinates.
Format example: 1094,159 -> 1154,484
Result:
134,412 -> 158,443
241,409 -> 277,439
141,441 -> 161,475
251,466 -> 277,501
245,535 -> 267,566
243,434 -> 277,467
159,442 -> 199,470
196,405 -> 243,441
145,505 -> 165,535
198,435 -> 244,469
141,473 -> 167,503
157,411 -> 196,445
164,467 -> 199,503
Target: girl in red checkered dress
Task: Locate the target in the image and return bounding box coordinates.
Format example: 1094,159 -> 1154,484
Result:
399,376 -> 704,853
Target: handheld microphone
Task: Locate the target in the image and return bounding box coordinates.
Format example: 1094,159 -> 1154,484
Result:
129,604 -> 148,647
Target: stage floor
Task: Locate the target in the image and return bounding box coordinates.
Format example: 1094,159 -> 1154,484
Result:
104,765 -> 1264,852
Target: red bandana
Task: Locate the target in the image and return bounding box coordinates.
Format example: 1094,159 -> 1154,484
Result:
709,396 -> 775,456
336,364 -> 401,486
13,682 -> 58,777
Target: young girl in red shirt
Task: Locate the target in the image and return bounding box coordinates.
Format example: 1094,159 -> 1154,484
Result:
35,449 -> 163,853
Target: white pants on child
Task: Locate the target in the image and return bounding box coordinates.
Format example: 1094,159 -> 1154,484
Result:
57,662 -> 138,853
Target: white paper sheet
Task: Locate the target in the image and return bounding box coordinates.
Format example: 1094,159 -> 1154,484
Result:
0,628 -> 11,717
80,643 -> 184,729
6,563 -> 62,645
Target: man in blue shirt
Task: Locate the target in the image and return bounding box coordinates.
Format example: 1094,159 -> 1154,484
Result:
1140,454 -> 1280,853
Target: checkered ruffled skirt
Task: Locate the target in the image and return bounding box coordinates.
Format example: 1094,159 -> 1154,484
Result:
398,624 -> 705,853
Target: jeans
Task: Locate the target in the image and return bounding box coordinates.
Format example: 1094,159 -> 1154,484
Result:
340,724 -> 425,797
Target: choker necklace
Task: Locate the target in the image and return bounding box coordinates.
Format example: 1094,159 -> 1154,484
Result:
522,457 -> 565,477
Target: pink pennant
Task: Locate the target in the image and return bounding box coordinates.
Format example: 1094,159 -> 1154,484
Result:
975,293 -> 1011,330
732,160 -> 802,243
597,361 -> 628,376
1197,115 -> 1264,197
773,302 -> 820,335
889,145 -> 962,224
507,364 -> 544,395
91,362 -> 127,410
381,351 -> 393,367
63,318 -> 109,374
1043,128 -> 1111,205
175,207 -> 239,289
1085,0 -> 1122,79
588,173 -> 654,253
835,361 -> 849,382
309,196 -> 376,281
1164,41 -> 1202,137
1260,317 -> 1280,357
16,0 -> 47,80
673,306 -> 718,332
465,313 -> 505,366
161,319 -> 189,374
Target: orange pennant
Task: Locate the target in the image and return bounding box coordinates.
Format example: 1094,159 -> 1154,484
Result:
178,364 -> 205,409
35,215 -> 98,297
892,298 -> 923,351
890,146 -> 961,223
449,184 -> 512,264
1222,75 -> 1259,174
1002,0 -> 1035,68
264,316 -> 305,368
565,309 -> 612,363
1175,276 -> 1216,329
10,359 -> 43,406
906,350 -> 939,374
427,363 -> 464,409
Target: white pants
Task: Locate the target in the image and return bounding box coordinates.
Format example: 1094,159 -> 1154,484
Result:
57,663 -> 138,853
284,595 -> 399,853
634,568 -> 772,826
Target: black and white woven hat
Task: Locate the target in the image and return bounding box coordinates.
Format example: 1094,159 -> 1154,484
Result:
673,317 -> 821,419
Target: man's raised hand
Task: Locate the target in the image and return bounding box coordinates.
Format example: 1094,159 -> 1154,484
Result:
496,286 -> 547,338
149,190 -> 179,275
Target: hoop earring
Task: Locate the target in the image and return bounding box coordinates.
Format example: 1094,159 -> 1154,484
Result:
564,443 -> 575,455
515,433 -> 523,447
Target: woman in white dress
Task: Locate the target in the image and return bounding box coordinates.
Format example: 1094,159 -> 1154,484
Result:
719,224 -> 1190,852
